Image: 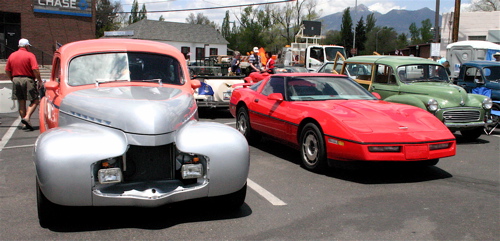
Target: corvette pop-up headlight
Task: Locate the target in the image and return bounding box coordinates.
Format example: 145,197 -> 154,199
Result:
176,153 -> 204,179
427,99 -> 438,112
483,98 -> 492,110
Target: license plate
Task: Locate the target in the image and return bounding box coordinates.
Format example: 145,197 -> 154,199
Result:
404,145 -> 428,160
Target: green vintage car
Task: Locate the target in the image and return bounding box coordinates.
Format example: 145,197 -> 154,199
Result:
341,55 -> 493,141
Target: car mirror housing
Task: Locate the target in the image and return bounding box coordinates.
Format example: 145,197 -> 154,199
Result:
45,81 -> 59,90
190,79 -> 201,89
371,92 -> 382,99
268,93 -> 284,101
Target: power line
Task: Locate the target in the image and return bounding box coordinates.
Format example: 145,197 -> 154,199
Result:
117,0 -> 295,14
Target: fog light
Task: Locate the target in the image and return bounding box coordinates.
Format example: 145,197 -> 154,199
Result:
430,143 -> 450,150
98,168 -> 122,184
368,146 -> 401,152
181,164 -> 203,179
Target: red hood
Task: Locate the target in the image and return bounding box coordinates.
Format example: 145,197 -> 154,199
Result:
299,100 -> 454,143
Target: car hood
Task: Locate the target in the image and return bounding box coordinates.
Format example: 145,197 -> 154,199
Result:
400,82 -> 471,107
59,86 -> 196,135
302,100 -> 454,143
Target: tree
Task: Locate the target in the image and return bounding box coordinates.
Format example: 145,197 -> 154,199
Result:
340,7 -> 353,52
128,0 -> 146,24
186,12 -> 217,29
395,33 -> 409,50
409,22 -> 420,44
419,19 -> 433,43
365,13 -> 376,33
354,17 -> 367,53
221,11 -> 231,39
467,0 -> 499,11
95,0 -> 123,38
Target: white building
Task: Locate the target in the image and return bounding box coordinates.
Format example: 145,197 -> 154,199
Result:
440,11 -> 500,56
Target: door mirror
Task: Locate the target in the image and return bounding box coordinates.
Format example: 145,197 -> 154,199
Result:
268,93 -> 284,101
190,79 -> 201,89
45,81 -> 59,90
371,92 -> 382,99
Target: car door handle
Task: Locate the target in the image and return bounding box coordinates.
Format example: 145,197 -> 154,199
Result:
254,99 -> 259,103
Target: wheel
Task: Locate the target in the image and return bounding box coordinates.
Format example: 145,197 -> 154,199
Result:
460,127 -> 483,141
236,106 -> 260,144
37,181 -> 59,228
420,159 -> 439,166
300,123 -> 327,172
213,183 -> 247,210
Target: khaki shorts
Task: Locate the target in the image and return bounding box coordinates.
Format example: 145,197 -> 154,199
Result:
12,77 -> 39,101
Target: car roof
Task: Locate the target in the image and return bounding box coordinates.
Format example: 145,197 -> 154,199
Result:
56,38 -> 185,61
345,55 -> 439,66
272,73 -> 347,78
462,61 -> 500,68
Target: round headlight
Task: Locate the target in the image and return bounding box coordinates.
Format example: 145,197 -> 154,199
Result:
427,99 -> 438,112
483,98 -> 492,110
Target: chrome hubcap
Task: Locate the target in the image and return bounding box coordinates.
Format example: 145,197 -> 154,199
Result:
302,132 -> 318,165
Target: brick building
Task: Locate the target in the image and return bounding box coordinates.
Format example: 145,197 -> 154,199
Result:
0,0 -> 95,65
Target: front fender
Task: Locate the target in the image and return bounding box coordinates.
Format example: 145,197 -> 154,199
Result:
384,94 -> 429,110
175,121 -> 249,197
34,123 -> 127,206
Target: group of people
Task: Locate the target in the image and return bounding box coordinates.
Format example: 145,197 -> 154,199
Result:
230,46 -> 275,76
3,38 -> 42,131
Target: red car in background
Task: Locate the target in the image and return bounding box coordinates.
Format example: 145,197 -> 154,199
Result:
230,73 -> 456,172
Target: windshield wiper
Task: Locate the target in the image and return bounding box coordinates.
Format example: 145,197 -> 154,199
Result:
95,79 -> 129,87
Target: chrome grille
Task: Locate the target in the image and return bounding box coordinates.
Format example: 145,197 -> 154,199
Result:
443,110 -> 481,122
123,144 -> 175,182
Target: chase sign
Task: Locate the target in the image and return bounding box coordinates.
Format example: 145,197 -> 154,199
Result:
33,0 -> 92,17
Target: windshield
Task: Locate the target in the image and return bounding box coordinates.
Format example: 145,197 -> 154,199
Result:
287,76 -> 376,101
396,64 -> 449,83
68,52 -> 184,86
484,66 -> 500,82
325,47 -> 345,61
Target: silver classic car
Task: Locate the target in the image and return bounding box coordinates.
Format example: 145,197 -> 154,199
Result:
35,39 -> 249,227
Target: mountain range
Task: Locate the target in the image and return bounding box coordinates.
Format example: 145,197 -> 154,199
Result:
319,4 -> 441,34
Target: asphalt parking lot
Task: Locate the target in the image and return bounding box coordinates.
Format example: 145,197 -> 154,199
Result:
0,97 -> 499,240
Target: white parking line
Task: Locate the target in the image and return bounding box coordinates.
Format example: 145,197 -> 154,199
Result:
224,121 -> 236,125
247,178 -> 287,206
2,144 -> 34,149
0,117 -> 21,152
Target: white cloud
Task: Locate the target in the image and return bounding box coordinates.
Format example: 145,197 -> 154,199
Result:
367,2 -> 405,14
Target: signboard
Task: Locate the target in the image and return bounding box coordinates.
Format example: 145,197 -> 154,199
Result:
431,43 -> 441,57
33,0 -> 92,17
302,21 -> 322,36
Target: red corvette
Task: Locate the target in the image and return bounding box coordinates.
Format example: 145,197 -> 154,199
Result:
229,73 -> 456,172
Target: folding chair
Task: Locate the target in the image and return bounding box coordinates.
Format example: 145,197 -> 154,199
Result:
472,87 -> 500,135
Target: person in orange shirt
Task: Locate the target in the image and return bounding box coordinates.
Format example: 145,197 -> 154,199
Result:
5,38 -> 42,131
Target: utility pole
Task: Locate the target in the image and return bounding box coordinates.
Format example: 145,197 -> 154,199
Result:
452,0 -> 461,43
434,0 -> 440,43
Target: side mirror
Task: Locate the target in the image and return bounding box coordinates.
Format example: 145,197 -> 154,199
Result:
371,92 -> 382,100
268,93 -> 284,102
190,79 -> 201,89
45,81 -> 59,90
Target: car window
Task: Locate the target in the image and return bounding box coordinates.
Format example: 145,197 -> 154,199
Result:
68,52 -> 185,86
484,66 -> 500,82
318,63 -> 333,73
261,77 -> 285,96
286,76 -> 376,101
374,64 -> 396,84
464,67 -> 481,82
345,63 -> 373,80
396,64 -> 448,83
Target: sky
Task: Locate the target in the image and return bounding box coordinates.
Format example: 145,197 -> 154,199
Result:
117,0 -> 475,25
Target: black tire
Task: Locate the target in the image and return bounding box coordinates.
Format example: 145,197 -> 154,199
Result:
236,106 -> 260,144
460,127 -> 483,141
215,183 -> 247,210
300,123 -> 327,172
37,181 -> 59,228
420,159 -> 439,166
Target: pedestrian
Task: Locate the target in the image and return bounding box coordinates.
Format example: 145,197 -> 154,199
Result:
230,51 -> 242,75
493,52 -> 500,62
442,61 -> 451,75
5,38 -> 42,131
264,51 -> 275,74
248,47 -> 261,73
